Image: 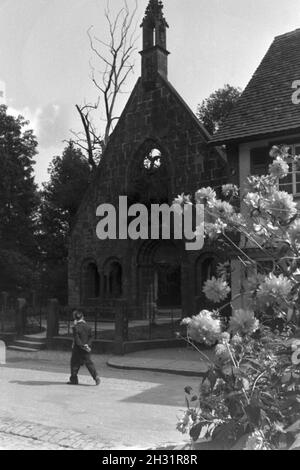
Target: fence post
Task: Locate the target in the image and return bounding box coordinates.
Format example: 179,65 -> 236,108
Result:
114,300 -> 128,355
47,299 -> 59,339
16,298 -> 27,337
0,340 -> 6,364
1,292 -> 8,332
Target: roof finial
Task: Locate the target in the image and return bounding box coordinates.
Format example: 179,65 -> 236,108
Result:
142,0 -> 168,28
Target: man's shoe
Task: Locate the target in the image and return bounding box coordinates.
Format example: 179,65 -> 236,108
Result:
67,381 -> 78,385
95,377 -> 101,386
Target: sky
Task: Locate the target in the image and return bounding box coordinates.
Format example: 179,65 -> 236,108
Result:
1,0 -> 300,185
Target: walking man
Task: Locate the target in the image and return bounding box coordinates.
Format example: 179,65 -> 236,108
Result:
67,309 -> 100,386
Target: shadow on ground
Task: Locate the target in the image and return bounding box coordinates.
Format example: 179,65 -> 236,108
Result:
10,380 -> 93,387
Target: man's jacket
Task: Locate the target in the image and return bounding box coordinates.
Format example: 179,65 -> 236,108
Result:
72,320 -> 93,352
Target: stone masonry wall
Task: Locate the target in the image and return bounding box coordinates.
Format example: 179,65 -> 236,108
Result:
68,74 -> 228,316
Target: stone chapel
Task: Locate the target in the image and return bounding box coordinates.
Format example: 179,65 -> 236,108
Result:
68,0 -> 227,319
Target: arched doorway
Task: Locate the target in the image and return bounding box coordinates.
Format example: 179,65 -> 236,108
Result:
153,244 -> 181,308
137,240 -> 182,318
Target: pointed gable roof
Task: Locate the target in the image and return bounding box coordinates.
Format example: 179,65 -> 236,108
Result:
211,28 -> 300,145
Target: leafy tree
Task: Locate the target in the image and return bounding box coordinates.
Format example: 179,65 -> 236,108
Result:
39,142 -> 91,303
0,105 -> 39,293
197,84 -> 242,134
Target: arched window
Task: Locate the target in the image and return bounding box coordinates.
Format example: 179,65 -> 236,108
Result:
128,143 -> 169,206
143,148 -> 162,171
103,260 -> 123,299
82,262 -> 100,302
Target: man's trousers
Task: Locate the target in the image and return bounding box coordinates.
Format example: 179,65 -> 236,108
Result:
69,348 -> 98,384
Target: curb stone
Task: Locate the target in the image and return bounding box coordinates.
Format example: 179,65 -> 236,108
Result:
106,360 -> 208,377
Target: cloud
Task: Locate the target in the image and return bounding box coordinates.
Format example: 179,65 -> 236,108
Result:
7,102 -> 71,148
34,143 -> 65,187
6,102 -> 73,186
37,102 -> 71,148
8,105 -> 42,135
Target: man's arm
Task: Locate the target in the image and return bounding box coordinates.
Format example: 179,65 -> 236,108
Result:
72,326 -> 85,349
87,326 -> 93,348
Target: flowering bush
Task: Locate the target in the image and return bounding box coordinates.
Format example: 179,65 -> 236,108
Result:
181,310 -> 222,347
229,309 -> 259,336
176,145 -> 300,450
269,157 -> 289,179
203,277 -> 231,304
256,274 -> 293,309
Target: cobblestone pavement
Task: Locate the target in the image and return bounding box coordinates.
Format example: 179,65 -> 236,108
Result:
0,418 -> 108,450
0,432 -> 64,450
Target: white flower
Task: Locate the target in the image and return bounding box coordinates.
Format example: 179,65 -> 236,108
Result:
244,192 -> 261,209
269,157 -> 289,179
210,200 -> 235,217
294,154 -> 300,169
215,343 -> 231,363
265,190 -> 297,223
231,334 -> 243,347
222,184 -> 239,198
195,187 -> 216,204
203,277 -> 231,303
244,175 -> 275,195
269,146 -> 282,159
219,332 -> 231,344
204,220 -> 227,240
176,410 -> 193,434
256,273 -> 293,307
291,348 -> 300,365
173,193 -> 192,214
269,145 -> 290,159
288,219 -> 300,244
229,212 -> 245,228
244,430 -> 268,450
229,309 -> 259,336
181,310 -> 222,347
194,222 -> 205,238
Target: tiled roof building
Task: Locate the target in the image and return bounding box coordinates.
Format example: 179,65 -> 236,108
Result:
211,29 -> 300,145
210,28 -> 300,312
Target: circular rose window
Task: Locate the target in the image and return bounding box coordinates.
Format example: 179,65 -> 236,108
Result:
143,148 -> 162,170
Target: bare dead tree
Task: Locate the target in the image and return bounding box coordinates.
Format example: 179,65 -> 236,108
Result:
72,0 -> 138,170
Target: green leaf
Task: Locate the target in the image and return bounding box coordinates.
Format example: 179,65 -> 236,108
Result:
190,422 -> 204,442
226,397 -> 243,417
245,403 -> 261,426
212,421 -> 236,448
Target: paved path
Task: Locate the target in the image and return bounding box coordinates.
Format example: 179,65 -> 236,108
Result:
107,347 -> 214,376
0,349 -> 202,450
